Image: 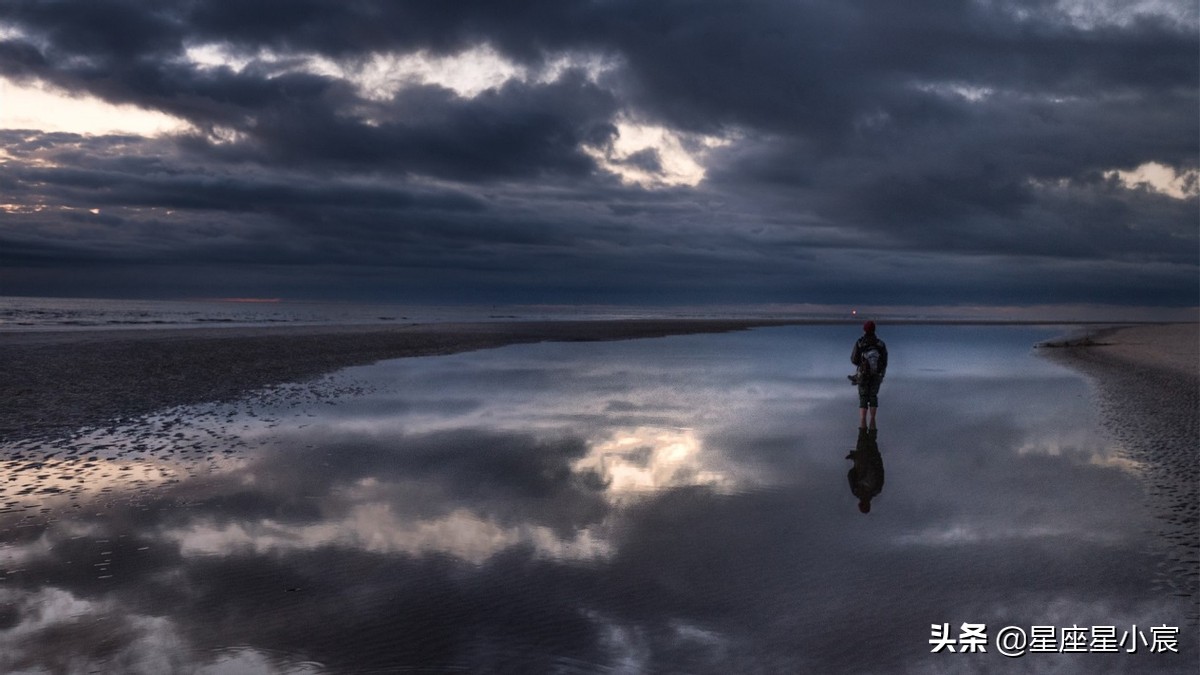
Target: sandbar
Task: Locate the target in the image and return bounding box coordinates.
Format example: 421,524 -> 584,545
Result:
1043,322 -> 1198,380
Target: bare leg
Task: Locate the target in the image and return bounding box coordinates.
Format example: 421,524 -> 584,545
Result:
859,407 -> 868,427
868,407 -> 877,429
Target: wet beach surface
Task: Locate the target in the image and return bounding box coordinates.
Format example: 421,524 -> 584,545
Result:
1039,323 -> 1199,622
0,325 -> 1194,673
0,320 -> 797,442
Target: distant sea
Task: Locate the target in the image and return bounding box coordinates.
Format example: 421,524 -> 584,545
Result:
0,296 -> 861,332
3,295 -> 1171,331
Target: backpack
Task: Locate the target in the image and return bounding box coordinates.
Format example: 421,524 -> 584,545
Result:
857,342 -> 882,379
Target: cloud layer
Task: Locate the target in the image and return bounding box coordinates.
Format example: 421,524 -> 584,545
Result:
1,1 -> 1196,310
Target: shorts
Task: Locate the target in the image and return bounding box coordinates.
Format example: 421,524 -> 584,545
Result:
857,376 -> 881,408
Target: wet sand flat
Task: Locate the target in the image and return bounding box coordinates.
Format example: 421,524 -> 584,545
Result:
1051,322 -> 1199,380
0,320 -> 802,442
0,323 -> 1194,672
1041,322 -> 1199,606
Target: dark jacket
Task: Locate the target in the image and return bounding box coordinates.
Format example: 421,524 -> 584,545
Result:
851,334 -> 888,379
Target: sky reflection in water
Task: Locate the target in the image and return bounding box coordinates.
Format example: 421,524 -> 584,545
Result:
0,326 -> 1193,673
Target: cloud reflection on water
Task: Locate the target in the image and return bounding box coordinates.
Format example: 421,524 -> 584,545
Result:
0,326 -> 1193,673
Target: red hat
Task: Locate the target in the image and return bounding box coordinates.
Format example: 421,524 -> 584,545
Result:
863,320 -> 876,334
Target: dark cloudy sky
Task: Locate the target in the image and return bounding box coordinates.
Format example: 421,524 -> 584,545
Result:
0,0 -> 1196,315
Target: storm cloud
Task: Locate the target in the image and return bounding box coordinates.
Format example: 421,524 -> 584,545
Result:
0,0 -> 1195,311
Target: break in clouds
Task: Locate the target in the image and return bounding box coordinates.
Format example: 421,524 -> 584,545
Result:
0,0 -> 1196,309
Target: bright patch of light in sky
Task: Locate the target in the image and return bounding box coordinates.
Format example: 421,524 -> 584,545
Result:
914,81 -> 995,102
1052,0 -> 1197,28
341,48 -> 524,100
182,42 -> 721,188
183,42 -> 615,101
974,0 -> 1196,28
585,118 -> 733,188
183,43 -> 255,71
0,77 -> 189,136
1107,162 -> 1199,200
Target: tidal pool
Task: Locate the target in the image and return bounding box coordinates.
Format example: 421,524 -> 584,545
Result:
0,325 -> 1193,673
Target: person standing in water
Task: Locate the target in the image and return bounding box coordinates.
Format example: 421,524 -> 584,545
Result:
850,320 -> 888,428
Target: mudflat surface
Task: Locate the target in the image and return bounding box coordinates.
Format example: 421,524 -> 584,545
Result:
1078,323 -> 1198,379
0,320 -> 796,441
1041,322 -> 1199,607
1,324 -> 1194,673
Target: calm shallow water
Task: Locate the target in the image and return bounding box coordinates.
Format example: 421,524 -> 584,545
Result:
0,326 -> 1194,673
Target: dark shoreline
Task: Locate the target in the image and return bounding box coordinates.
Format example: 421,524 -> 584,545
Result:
1,319 -> 807,442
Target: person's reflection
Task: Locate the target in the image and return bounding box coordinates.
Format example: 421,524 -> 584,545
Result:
846,427 -> 884,514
